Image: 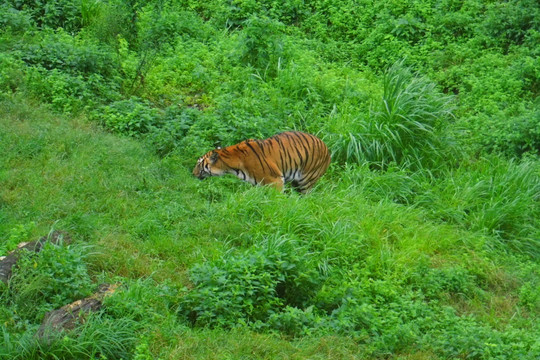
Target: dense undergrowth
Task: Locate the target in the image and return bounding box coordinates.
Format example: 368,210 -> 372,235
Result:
0,0 -> 539,359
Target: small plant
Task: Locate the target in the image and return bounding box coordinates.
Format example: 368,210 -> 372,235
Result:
238,16 -> 287,79
6,0 -> 83,33
0,222 -> 35,257
8,240 -> 94,322
0,5 -> 34,33
1,315 -> 138,360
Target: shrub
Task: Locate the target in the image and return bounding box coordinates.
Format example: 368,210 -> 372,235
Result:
178,237 -> 322,330
237,16 -> 288,79
0,4 -> 34,33
7,239 -> 94,322
6,0 -> 83,33
25,67 -> 120,113
15,31 -> 122,112
480,105 -> 540,158
408,265 -> 479,301
145,106 -> 201,156
416,157 -> 540,257
20,32 -> 120,78
92,97 -> 163,137
0,53 -> 25,94
103,278 -> 180,323
81,0 -> 140,46
0,222 -> 36,257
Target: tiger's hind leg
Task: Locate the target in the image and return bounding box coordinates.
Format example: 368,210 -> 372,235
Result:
290,180 -> 308,194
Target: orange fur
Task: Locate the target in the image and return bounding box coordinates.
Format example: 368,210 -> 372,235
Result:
193,131 -> 331,193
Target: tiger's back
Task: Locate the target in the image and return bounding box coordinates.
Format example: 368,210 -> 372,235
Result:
193,131 -> 330,193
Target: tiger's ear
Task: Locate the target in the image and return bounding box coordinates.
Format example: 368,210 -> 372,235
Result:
216,146 -> 222,150
210,151 -> 219,163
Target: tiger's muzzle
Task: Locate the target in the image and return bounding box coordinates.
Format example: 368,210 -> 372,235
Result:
195,170 -> 210,180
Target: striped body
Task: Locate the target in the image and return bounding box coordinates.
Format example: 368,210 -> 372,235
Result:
193,131 -> 331,193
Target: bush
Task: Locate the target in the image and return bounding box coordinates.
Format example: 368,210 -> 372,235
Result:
0,222 -> 36,257
6,0 -> 83,33
92,97 -> 162,137
14,31 -> 122,112
408,265 -> 479,301
104,278 -> 180,323
20,32 -> 120,78
6,239 -> 94,322
0,5 -> 34,33
145,106 -> 201,156
480,104 -> 540,158
237,16 -> 288,79
178,237 -> 322,330
416,157 -> 540,257
0,52 -> 25,94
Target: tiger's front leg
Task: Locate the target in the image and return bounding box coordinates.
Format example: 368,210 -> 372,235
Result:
261,176 -> 284,192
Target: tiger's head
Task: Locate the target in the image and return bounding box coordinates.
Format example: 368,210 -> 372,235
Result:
193,148 -> 227,180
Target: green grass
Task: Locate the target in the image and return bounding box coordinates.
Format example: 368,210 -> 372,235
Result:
1,0 -> 539,358
1,96 -> 538,359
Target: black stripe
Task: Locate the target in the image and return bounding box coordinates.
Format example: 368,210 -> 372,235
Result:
296,132 -> 312,167
285,133 -> 304,166
274,138 -> 286,171
245,142 -> 277,176
245,142 -> 266,171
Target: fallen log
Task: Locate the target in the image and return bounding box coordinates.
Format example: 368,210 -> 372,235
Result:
37,283 -> 118,341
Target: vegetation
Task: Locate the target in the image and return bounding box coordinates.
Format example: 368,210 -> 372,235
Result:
0,0 -> 539,359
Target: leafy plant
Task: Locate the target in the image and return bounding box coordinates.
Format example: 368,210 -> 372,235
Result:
6,0 -> 83,33
1,316 -> 138,360
179,237 -> 322,330
0,222 -> 35,257
92,97 -> 162,137
7,239 -> 94,322
238,16 -> 287,79
0,4 -> 34,34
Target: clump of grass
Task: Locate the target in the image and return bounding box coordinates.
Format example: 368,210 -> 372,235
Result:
416,157 -> 540,257
328,60 -> 457,169
1,316 -> 138,360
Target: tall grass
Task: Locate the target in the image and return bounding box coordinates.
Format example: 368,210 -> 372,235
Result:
328,61 -> 457,169
416,157 -> 540,257
0,316 -> 138,360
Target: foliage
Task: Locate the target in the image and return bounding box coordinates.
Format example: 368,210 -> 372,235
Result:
0,4 -> 34,34
416,157 -> 540,257
328,61 -> 456,169
237,16 -> 287,78
0,316 -> 138,360
1,0 -> 540,358
5,0 -> 83,33
480,103 -> 540,157
0,222 -> 35,257
179,237 -> 322,330
5,239 -> 94,322
91,97 -> 163,137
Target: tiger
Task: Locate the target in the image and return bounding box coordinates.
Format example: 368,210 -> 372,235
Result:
193,131 -> 331,194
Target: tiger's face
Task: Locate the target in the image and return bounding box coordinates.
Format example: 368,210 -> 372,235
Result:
193,150 -> 225,180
